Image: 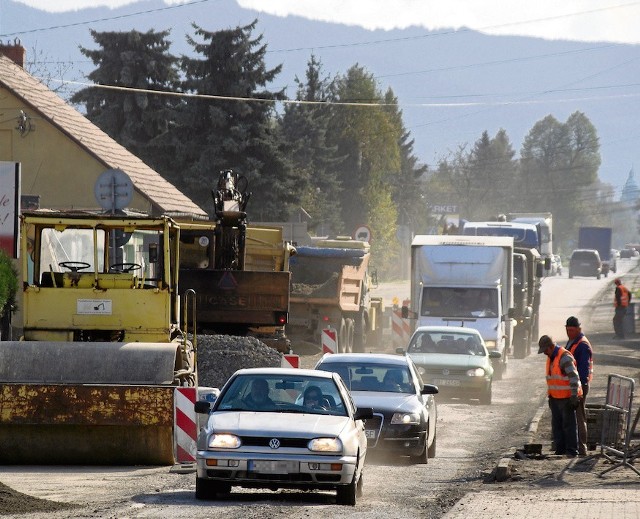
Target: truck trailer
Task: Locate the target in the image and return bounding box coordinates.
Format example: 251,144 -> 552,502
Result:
578,226 -> 615,276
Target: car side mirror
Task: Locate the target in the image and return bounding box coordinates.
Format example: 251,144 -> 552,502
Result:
396,347 -> 406,354
194,400 -> 212,414
354,407 -> 374,420
489,351 -> 502,359
421,384 -> 439,395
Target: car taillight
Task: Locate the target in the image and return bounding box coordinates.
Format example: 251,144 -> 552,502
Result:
275,312 -> 288,325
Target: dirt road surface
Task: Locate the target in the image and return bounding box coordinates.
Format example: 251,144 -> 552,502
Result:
2,261 -> 639,518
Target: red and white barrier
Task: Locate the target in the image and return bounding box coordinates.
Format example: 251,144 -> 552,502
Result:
174,387 -> 197,464
281,353 -> 300,368
392,309 -> 411,350
322,327 -> 337,354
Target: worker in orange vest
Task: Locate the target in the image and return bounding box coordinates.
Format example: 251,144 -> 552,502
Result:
613,278 -> 631,339
564,316 -> 593,456
538,334 -> 583,457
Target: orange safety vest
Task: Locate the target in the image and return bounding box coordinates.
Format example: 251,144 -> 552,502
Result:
615,285 -> 630,307
568,336 -> 593,384
546,347 -> 583,399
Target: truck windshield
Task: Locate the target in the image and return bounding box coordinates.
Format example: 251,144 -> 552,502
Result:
421,287 -> 498,318
462,225 -> 538,250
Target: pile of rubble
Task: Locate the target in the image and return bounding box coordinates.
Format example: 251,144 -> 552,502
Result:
195,334 -> 282,389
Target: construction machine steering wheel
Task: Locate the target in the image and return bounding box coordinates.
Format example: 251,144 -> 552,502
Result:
59,261 -> 91,272
108,262 -> 142,273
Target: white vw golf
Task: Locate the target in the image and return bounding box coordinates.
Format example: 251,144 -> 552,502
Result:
194,367 -> 373,506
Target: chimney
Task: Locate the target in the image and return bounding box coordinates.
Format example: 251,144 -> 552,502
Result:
0,39 -> 26,68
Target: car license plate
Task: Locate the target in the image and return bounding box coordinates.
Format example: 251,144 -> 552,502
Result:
365,429 -> 377,439
433,379 -> 461,387
249,460 -> 299,474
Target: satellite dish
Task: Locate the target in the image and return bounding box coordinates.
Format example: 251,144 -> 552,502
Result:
94,169 -> 133,212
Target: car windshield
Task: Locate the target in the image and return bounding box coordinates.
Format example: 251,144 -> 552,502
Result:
317,362 -> 414,394
408,331 -> 486,356
215,374 -> 346,415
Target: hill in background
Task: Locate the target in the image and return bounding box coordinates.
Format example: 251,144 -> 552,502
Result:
2,0 -> 638,192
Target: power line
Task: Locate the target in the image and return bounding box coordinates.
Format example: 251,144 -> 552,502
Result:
50,77 -> 640,108
0,0 -> 215,38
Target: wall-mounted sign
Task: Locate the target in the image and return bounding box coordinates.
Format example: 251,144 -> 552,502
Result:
0,162 -> 20,258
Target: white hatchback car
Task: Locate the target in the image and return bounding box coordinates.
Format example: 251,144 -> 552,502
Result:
194,367 -> 372,505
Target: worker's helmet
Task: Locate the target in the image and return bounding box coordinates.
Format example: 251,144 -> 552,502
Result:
615,278 -> 622,285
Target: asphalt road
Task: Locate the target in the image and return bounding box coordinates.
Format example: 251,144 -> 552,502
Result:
1,259 -> 638,519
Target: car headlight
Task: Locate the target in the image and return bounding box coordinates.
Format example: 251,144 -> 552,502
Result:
308,437 -> 343,452
466,367 -> 486,377
484,340 -> 496,349
391,412 -> 421,425
208,434 -> 241,449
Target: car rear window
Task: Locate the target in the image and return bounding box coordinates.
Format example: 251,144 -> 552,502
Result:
571,251 -> 598,261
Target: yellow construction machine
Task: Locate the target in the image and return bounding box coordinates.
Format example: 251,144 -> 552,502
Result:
177,170 -> 295,352
0,209 -> 195,464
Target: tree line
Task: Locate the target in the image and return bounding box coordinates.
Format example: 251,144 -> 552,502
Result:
70,21 -> 607,275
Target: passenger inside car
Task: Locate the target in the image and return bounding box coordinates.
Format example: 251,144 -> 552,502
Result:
382,370 -> 404,392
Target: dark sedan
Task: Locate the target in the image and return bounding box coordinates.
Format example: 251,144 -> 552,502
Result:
315,353 -> 438,464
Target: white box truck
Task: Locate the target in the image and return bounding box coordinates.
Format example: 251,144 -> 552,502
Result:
404,235 -> 515,378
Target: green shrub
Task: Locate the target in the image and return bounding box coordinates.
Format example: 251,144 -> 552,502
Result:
0,249 -> 18,315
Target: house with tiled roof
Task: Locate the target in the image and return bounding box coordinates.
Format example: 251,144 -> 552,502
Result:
0,43 -> 206,219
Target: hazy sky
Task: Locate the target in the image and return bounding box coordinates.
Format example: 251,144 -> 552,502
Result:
13,0 -> 640,45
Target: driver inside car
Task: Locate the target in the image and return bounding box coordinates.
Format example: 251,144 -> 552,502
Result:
302,385 -> 330,410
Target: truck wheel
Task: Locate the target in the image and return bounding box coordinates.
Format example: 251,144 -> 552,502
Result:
353,312 -> 366,353
338,318 -> 347,353
345,318 -> 355,353
514,333 -> 528,359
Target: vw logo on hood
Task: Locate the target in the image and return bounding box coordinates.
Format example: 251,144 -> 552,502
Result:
269,438 -> 281,449
442,369 -> 450,376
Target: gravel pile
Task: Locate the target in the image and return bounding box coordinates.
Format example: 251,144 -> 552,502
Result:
195,334 -> 282,389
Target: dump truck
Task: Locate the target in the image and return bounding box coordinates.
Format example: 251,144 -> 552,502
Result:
511,247 -> 544,358
176,170 -> 295,353
287,237 -> 383,353
0,209 -> 195,464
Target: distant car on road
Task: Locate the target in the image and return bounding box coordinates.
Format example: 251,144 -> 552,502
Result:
569,249 -> 602,279
315,353 -> 438,464
620,248 -> 638,259
400,326 -> 500,405
194,367 -> 373,505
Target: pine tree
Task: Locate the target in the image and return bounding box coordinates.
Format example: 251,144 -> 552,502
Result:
71,29 -> 180,173
280,55 -> 344,235
170,21 -> 298,218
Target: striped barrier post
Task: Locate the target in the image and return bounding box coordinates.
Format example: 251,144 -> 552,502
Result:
281,353 -> 300,368
174,387 -> 197,465
392,308 -> 411,350
322,327 -> 337,354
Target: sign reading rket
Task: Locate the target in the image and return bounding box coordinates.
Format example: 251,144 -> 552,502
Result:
0,162 -> 21,258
